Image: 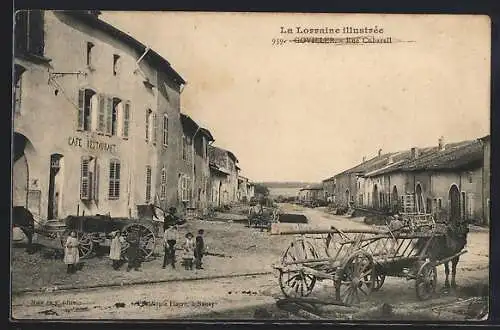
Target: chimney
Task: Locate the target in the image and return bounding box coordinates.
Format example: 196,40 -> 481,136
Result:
410,147 -> 419,159
438,136 -> 445,151
388,155 -> 394,164
378,149 -> 382,157
362,156 -> 366,162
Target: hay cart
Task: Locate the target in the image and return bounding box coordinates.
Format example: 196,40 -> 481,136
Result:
272,216 -> 467,306
40,214 -> 157,261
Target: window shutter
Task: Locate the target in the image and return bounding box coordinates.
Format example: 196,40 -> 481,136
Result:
115,161 -> 121,198
14,11 -> 28,54
145,166 -> 152,202
106,96 -> 113,135
80,157 -> 90,200
145,110 -> 150,142
152,113 -> 157,144
98,94 -> 105,133
93,160 -> 99,202
123,101 -> 130,138
77,89 -> 85,130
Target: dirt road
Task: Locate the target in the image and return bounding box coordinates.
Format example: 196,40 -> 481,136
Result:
11,204 -> 489,320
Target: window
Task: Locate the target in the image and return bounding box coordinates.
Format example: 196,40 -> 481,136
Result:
145,109 -> 152,142
152,113 -> 157,144
14,10 -> 45,56
13,65 -> 25,114
86,42 -> 94,66
160,167 -> 167,200
80,156 -> 99,201
180,175 -> 191,202
145,166 -> 152,202
461,191 -> 466,219
162,114 -> 169,146
109,159 -> 120,199
80,157 -> 91,200
113,54 -> 120,76
111,98 -> 121,136
438,198 -> 442,209
78,89 -> 96,131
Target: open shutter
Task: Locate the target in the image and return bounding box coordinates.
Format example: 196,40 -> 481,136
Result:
80,157 -> 90,200
28,10 -> 44,56
93,160 -> 99,203
152,113 -> 157,144
97,94 -> 105,133
106,96 -> 113,135
123,101 -> 130,138
77,89 -> 85,130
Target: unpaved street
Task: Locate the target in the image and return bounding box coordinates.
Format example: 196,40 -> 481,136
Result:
11,205 -> 489,320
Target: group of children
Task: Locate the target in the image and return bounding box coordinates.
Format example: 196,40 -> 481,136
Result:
63,207 -> 207,274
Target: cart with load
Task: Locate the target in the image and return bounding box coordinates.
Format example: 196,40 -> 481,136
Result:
247,206 -> 280,231
40,214 -> 157,261
272,214 -> 467,306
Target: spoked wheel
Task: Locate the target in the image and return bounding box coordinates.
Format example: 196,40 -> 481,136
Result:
122,223 -> 156,261
365,267 -> 386,292
335,251 -> 375,306
278,239 -> 319,298
415,260 -> 437,300
60,230 -> 94,259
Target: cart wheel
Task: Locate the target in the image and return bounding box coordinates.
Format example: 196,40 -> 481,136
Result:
415,261 -> 437,300
122,223 -> 156,261
60,230 -> 94,259
278,239 -> 318,298
335,250 -> 375,306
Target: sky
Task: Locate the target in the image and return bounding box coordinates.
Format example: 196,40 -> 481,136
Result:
100,12 -> 490,182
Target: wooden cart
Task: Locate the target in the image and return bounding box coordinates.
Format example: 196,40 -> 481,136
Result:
272,217 -> 467,306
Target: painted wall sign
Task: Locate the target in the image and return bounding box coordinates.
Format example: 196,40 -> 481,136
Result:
68,136 -> 118,153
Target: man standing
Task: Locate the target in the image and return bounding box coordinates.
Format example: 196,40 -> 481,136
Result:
126,229 -> 141,272
194,229 -> 205,269
163,224 -> 179,269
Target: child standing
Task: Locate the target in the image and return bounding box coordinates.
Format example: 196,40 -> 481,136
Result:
64,231 -> 80,274
182,232 -> 195,270
109,231 -> 125,270
194,229 -> 205,269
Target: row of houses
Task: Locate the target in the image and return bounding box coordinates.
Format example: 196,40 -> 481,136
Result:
319,136 -> 491,225
12,10 -> 254,222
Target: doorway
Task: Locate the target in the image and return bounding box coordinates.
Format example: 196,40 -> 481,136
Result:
415,184 -> 424,213
373,185 -> 379,208
391,186 -> 399,213
47,154 -> 64,219
449,184 -> 461,225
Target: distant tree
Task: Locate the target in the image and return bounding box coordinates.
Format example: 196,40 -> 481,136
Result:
254,184 -> 270,196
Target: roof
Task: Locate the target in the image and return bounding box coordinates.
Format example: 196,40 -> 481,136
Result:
180,114 -> 214,141
208,145 -> 239,163
365,139 -> 482,176
64,11 -> 185,86
300,184 -> 323,191
209,162 -> 229,176
397,140 -> 483,172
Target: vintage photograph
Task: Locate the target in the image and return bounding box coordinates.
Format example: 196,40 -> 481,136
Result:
11,11 -> 490,321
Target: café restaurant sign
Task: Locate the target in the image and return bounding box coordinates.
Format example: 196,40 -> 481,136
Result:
68,136 -> 118,153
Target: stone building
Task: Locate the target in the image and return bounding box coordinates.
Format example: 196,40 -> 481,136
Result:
178,114 -> 214,213
362,137 -> 490,225
237,175 -> 255,203
298,184 -> 323,203
13,10 -> 185,221
207,145 -> 240,206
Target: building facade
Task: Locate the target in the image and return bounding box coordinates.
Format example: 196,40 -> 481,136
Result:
13,10 -> 185,222
207,146 -> 239,206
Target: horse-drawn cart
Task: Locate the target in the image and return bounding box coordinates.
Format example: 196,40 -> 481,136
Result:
39,215 -> 157,261
248,206 -> 280,231
272,216 -> 467,306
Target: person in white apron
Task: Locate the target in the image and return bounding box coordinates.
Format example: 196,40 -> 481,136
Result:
64,231 -> 80,274
109,231 -> 125,270
182,232 -> 195,270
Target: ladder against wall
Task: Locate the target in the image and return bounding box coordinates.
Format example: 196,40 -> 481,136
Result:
401,194 -> 416,215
